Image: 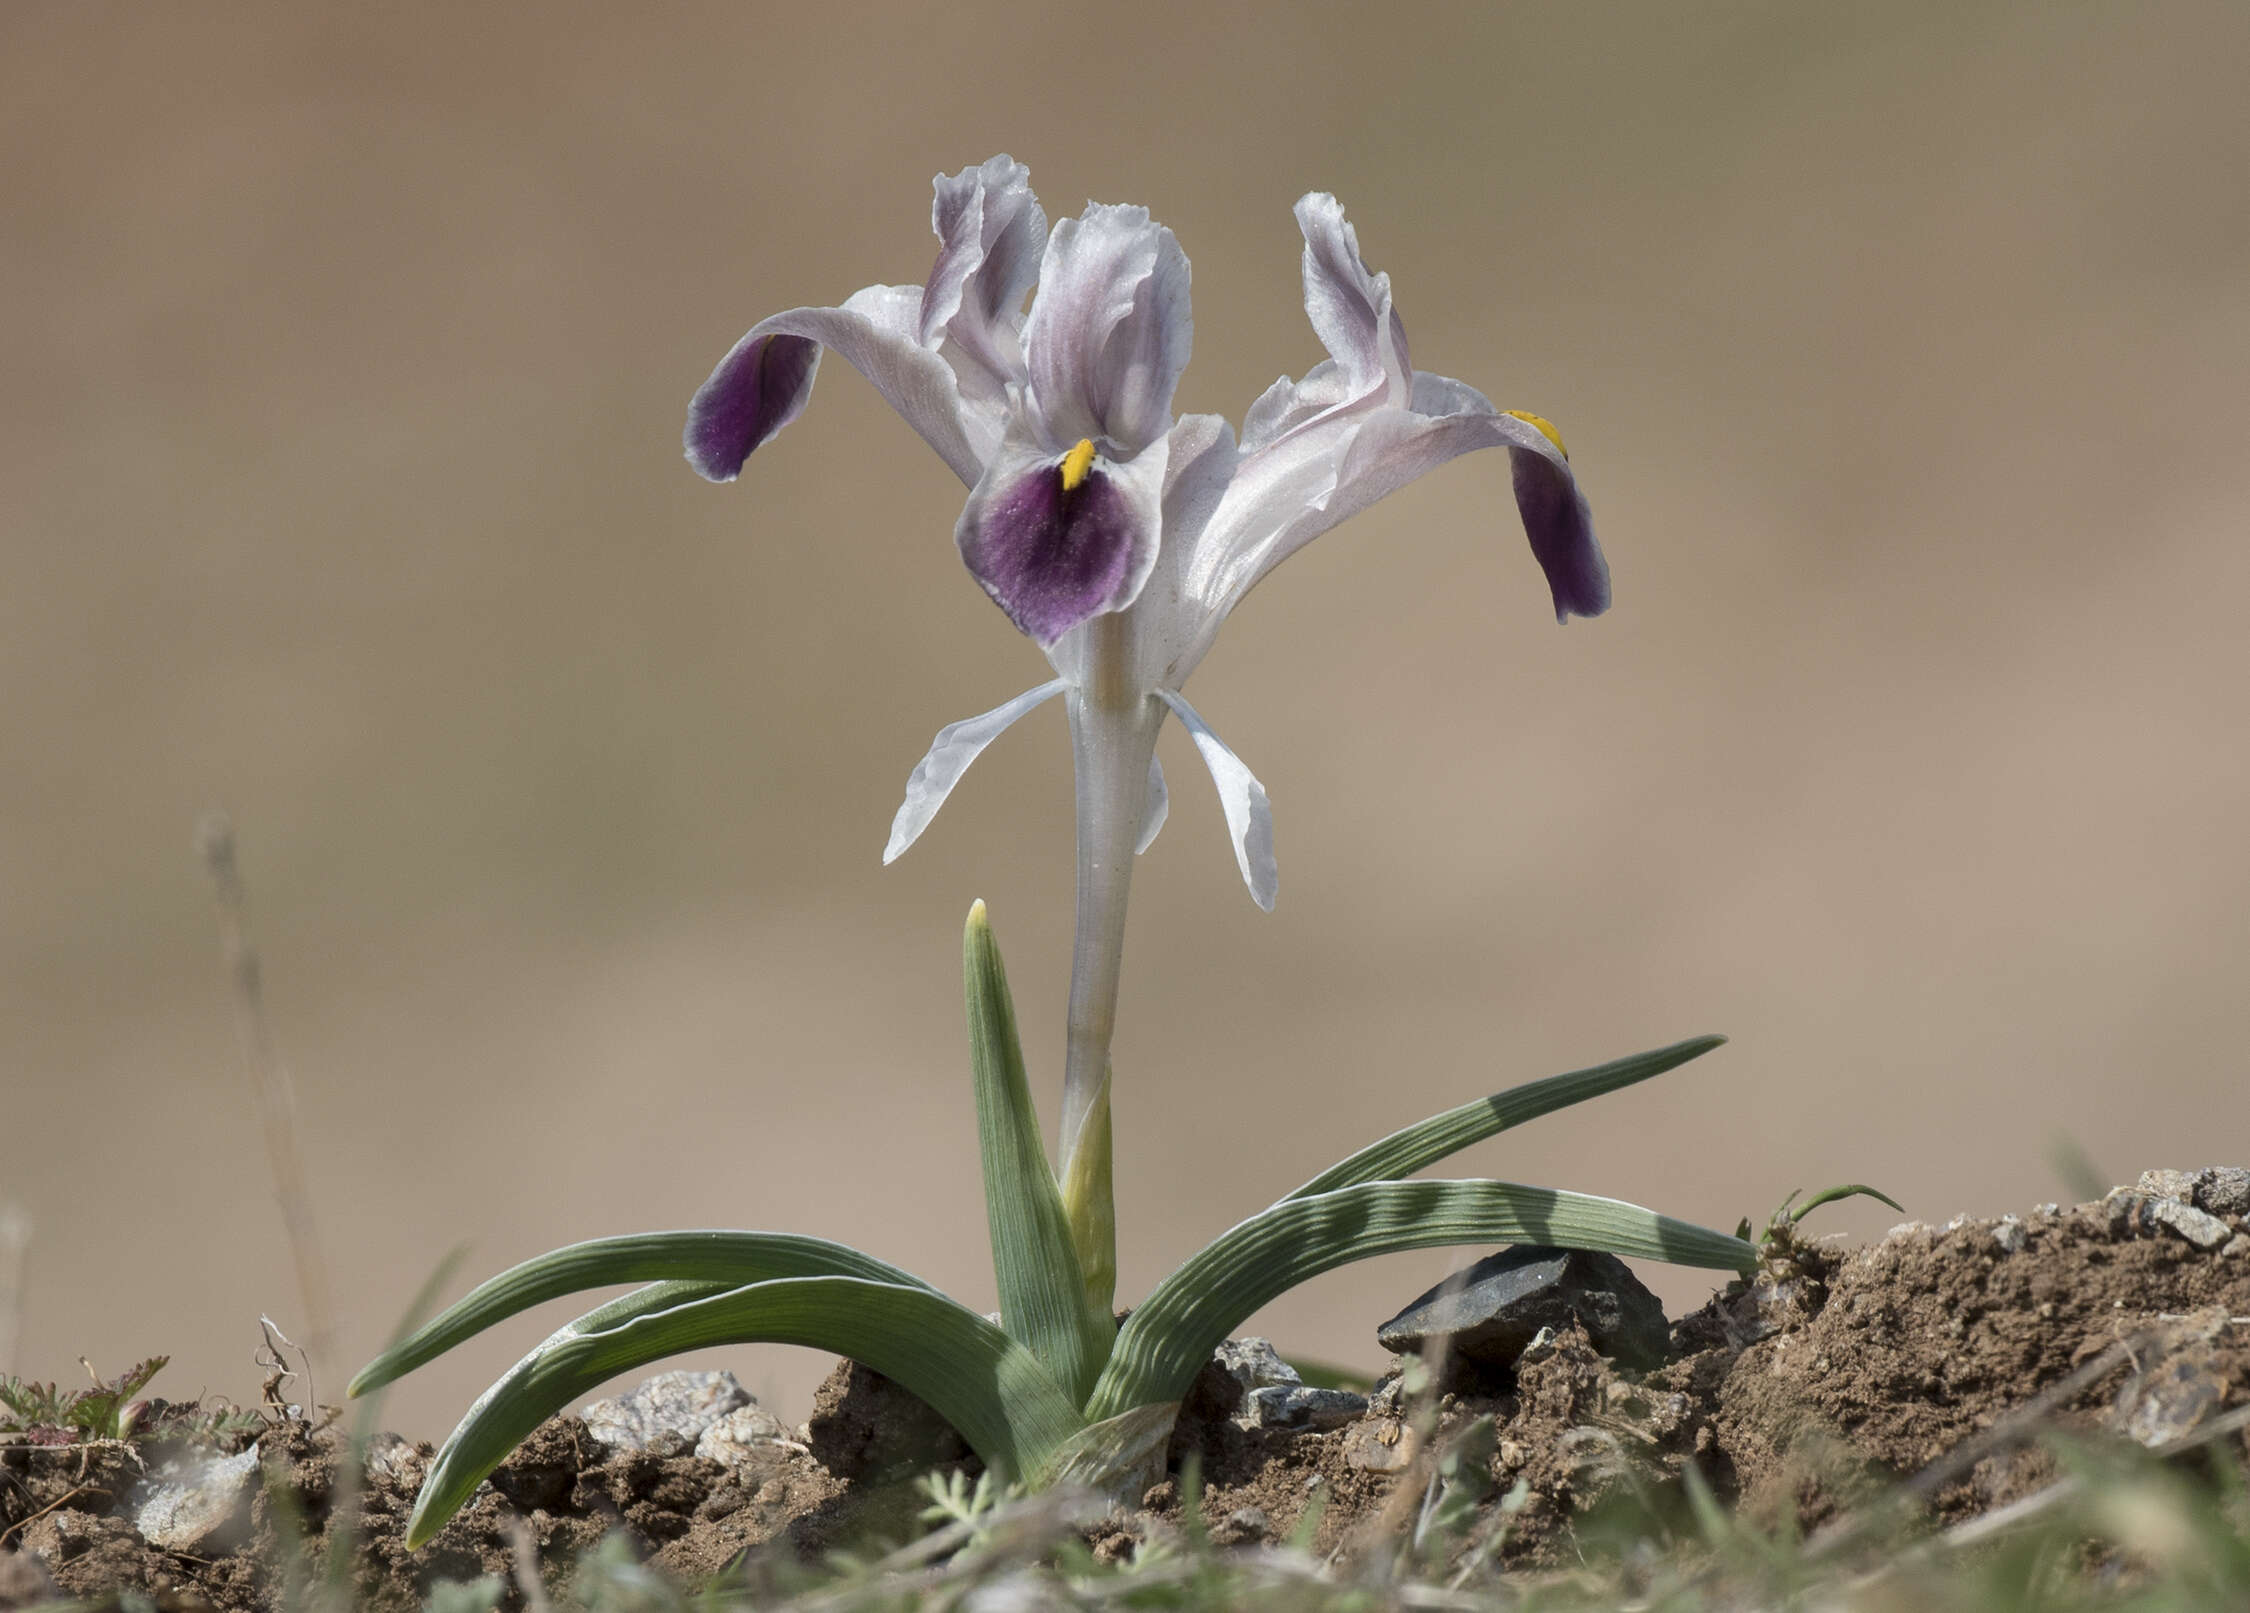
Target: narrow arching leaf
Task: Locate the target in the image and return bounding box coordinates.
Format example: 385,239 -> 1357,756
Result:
349,1230 -> 934,1398
406,1276 -> 1085,1548
1787,1183 -> 1904,1224
401,1276 -> 733,1544
964,902 -> 1112,1405
1283,1036 -> 1727,1201
1087,1179 -> 1754,1420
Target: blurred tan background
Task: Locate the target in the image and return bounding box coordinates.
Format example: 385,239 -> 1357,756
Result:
5,1 -> 2247,1440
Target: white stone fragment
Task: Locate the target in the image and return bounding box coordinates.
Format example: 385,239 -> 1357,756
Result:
582,1370 -> 751,1453
1243,1385 -> 1366,1432
2137,1168 -> 2200,1202
133,1443 -> 261,1552
693,1404 -> 789,1465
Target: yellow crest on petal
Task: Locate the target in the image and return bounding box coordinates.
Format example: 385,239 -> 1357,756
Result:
1504,410 -> 1568,459
1059,437 -> 1098,492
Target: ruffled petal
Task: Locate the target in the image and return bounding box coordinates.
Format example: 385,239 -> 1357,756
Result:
883,679 -> 1068,863
685,283 -> 986,488
1293,193 -> 1411,404
1156,689 -> 1276,911
1023,204 -> 1191,453
921,155 -> 1045,409
1136,754 -> 1168,855
957,428 -> 1168,647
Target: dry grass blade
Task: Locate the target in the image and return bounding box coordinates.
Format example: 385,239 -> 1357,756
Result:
199,812 -> 336,1373
505,1517 -> 553,1613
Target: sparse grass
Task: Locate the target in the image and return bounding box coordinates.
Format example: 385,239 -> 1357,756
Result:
342,1431 -> 2246,1613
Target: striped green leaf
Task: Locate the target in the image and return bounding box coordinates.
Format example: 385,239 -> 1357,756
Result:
405,1275 -> 1086,1549
964,902 -> 1113,1405
349,1230 -> 934,1399
1283,1036 -> 1727,1200
1087,1179 -> 1755,1420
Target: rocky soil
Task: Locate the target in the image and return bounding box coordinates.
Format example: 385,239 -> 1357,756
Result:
5,1171 -> 2247,1609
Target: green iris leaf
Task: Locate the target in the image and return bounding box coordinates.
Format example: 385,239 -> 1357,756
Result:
405,1275 -> 1084,1549
349,1230 -> 935,1400
1088,1178 -> 1754,1420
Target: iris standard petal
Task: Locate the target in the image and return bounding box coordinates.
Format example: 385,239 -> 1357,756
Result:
1293,193 -> 1411,403
1024,204 -> 1191,453
957,433 -> 1167,647
1156,689 -> 1276,911
884,679 -> 1068,863
922,155 -> 1046,405
1136,755 -> 1168,855
685,283 -> 986,488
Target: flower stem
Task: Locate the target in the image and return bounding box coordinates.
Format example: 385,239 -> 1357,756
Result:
1056,619 -> 1160,1309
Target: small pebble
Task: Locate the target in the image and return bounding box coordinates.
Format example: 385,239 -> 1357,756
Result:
2147,1196 -> 2234,1251
2193,1167 -> 2250,1220
2137,1168 -> 2199,1203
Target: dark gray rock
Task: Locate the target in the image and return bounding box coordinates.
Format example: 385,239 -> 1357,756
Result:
2193,1166 -> 2250,1219
1377,1246 -> 1670,1374
2107,1188 -> 2232,1251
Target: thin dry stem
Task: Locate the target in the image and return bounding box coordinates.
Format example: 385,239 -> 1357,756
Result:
199,812 -> 336,1374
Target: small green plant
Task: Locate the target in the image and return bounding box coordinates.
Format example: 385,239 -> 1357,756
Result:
917,1467 -> 1013,1551
1,1355 -> 168,1442
1738,1183 -> 1904,1270
356,157 -> 1765,1549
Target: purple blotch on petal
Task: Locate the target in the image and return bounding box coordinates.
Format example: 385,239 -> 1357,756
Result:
685,332 -> 821,482
1510,448 -> 1612,622
961,463 -> 1140,645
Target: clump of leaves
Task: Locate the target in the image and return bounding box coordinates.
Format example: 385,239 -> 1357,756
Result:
1,1355 -> 168,1442
358,905 -> 1757,1547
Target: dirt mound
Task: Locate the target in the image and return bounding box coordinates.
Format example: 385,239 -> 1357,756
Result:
6,1185 -> 2245,1604
1151,1191 -> 2249,1562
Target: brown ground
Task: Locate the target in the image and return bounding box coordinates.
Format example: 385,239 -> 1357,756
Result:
6,1189 -> 2246,1608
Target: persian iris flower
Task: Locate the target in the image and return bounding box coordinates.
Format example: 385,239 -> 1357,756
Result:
686,155 -> 1609,1206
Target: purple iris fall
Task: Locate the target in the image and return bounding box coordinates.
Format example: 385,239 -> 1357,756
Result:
686,155 -> 1610,1166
